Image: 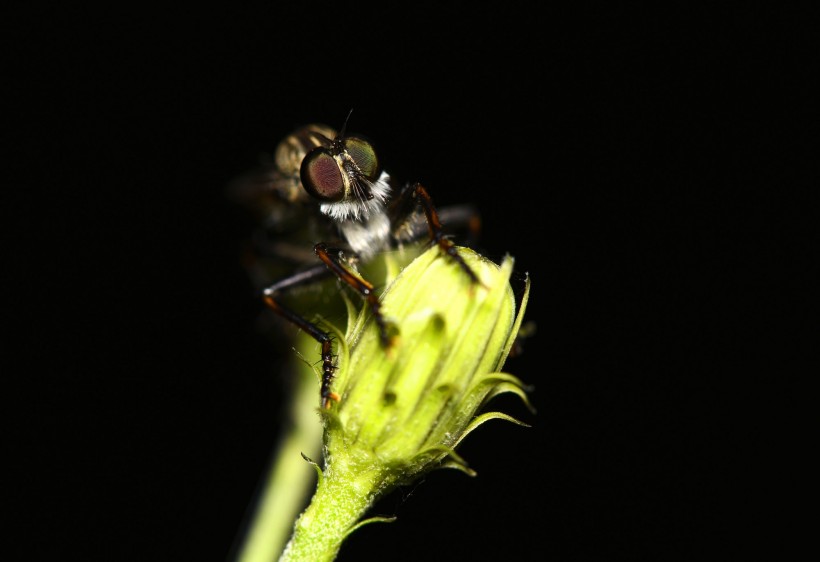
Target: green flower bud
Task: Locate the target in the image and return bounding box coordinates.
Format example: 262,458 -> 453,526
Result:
280,245 -> 532,562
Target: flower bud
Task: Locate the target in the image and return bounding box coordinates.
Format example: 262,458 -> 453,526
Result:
280,245 -> 531,561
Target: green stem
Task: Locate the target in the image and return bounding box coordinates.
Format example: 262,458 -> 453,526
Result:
233,335 -> 325,562
278,460 -> 384,562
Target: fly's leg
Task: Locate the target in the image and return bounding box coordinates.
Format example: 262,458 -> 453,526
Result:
261,264 -> 341,408
262,245 -> 393,408
313,243 -> 392,348
411,183 -> 482,285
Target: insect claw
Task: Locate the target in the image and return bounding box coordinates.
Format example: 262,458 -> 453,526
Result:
322,391 -> 341,409
384,337 -> 399,359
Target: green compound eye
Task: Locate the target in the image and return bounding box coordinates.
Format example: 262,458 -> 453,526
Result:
301,149 -> 345,202
344,137 -> 381,181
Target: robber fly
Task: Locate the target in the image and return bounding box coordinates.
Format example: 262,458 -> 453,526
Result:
230,118 -> 481,408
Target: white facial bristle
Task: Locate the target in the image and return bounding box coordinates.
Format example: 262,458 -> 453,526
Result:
319,172 -> 392,222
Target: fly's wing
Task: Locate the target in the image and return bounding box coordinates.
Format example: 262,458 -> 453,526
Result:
227,158 -> 294,227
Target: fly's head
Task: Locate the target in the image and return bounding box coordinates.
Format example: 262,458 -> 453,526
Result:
299,127 -> 392,223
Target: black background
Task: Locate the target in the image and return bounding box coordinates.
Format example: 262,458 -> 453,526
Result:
8,4 -> 801,561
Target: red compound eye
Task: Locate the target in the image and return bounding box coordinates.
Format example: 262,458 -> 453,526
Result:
301,149 -> 344,202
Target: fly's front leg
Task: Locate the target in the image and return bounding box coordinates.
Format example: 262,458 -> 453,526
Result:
313,243 -> 392,348
411,183 -> 482,285
261,264 -> 340,408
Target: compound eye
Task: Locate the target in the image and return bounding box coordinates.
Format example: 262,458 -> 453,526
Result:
344,137 -> 381,181
301,149 -> 345,202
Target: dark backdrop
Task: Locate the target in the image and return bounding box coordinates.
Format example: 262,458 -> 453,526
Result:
9,4 -> 795,561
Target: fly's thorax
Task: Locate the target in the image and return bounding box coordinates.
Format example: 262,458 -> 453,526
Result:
337,209 -> 392,260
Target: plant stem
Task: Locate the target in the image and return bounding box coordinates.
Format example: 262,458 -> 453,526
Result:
278,460 -> 384,562
232,334 -> 325,562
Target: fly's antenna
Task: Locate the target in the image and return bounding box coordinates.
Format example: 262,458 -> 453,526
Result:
339,108 -> 354,138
